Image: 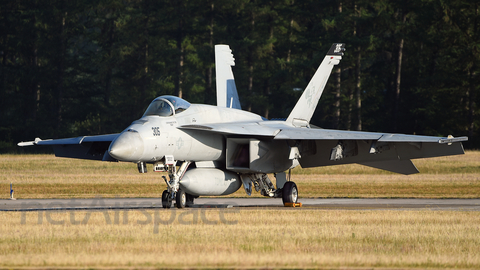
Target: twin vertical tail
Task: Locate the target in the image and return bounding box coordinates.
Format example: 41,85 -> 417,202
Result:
286,43 -> 345,127
215,43 -> 343,115
215,45 -> 242,109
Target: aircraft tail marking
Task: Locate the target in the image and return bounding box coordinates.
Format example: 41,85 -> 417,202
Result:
286,43 -> 345,127
215,44 -> 242,109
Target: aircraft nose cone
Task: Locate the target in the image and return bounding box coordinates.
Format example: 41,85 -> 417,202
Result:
109,131 -> 144,161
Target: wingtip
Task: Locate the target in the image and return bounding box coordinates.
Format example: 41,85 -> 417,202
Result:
17,137 -> 42,147
438,136 -> 468,144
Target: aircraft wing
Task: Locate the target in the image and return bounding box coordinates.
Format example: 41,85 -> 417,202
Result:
179,122 -> 281,137
18,134 -> 119,161
277,128 -> 466,174
180,123 -> 467,175
181,122 -> 466,143
273,128 -> 464,142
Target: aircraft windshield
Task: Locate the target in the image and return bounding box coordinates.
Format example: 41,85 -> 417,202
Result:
143,95 -> 191,117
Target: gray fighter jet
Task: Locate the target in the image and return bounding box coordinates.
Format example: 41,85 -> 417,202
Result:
19,43 -> 468,208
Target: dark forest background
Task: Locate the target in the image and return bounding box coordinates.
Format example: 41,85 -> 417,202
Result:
1,0 -> 478,152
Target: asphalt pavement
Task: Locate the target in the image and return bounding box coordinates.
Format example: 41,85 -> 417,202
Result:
1,197 -> 480,211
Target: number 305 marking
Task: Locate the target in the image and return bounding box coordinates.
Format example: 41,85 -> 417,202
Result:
152,127 -> 160,136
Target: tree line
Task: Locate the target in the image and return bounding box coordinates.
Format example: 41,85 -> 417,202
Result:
1,0 -> 478,152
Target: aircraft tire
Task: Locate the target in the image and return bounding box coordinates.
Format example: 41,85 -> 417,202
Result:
176,189 -> 187,208
186,193 -> 195,207
282,181 -> 298,204
162,190 -> 171,209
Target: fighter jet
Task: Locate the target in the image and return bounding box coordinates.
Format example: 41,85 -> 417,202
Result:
18,43 -> 468,208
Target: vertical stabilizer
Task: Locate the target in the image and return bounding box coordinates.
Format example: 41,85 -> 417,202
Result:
215,44 -> 242,109
286,43 -> 345,127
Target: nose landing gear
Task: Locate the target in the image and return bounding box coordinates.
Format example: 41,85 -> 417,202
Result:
161,159 -> 191,209
161,190 -> 172,209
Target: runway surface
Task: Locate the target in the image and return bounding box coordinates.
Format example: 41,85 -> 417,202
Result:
2,197 -> 480,211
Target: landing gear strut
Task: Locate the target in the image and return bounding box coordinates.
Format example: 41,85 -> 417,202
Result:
161,160 -> 191,208
240,172 -> 299,206
281,169 -> 298,205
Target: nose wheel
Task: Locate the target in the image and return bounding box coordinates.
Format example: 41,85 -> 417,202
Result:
162,190 -> 172,208
176,189 -> 187,208
162,189 -> 194,208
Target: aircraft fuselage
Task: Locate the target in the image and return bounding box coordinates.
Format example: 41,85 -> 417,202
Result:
108,104 -> 264,163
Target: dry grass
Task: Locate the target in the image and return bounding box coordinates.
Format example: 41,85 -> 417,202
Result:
1,151 -> 479,199
2,153 -> 479,269
1,209 -> 479,268
291,174 -> 480,198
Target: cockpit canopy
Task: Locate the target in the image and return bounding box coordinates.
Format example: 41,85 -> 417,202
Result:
143,95 -> 191,117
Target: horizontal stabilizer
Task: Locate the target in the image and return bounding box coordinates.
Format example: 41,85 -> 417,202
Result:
359,160 -> 419,175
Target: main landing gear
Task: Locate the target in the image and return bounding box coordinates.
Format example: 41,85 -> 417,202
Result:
282,181 -> 298,204
161,160 -> 192,209
240,172 -> 299,206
